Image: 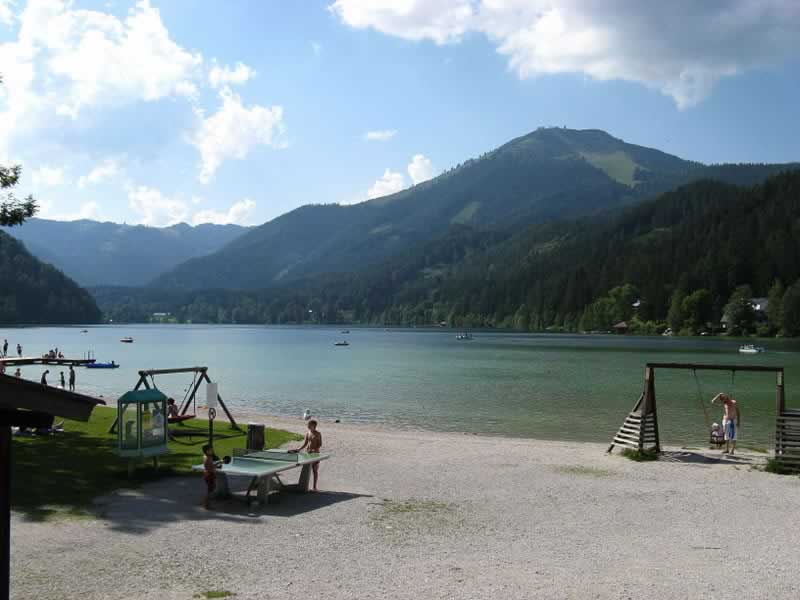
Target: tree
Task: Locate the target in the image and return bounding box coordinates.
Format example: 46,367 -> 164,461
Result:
781,280 -> 800,337
723,285 -> 755,336
681,289 -> 713,333
667,288 -> 686,332
767,279 -> 785,334
0,76 -> 37,226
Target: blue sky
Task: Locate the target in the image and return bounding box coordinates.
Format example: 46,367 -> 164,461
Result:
1,0 -> 798,226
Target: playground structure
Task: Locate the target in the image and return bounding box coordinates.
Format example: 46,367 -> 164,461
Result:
109,367 -> 239,434
608,362 -> 800,471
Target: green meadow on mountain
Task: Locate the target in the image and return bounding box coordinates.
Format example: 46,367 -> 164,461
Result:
151,128 -> 796,292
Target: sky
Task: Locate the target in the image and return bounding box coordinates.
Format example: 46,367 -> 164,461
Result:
0,0 -> 798,227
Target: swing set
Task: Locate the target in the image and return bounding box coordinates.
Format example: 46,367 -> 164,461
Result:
109,366 -> 240,434
608,362 -> 800,471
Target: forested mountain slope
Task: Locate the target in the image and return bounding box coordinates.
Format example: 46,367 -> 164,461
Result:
155,127 -> 780,291
2,218 -> 248,286
0,230 -> 101,324
96,170 -> 800,331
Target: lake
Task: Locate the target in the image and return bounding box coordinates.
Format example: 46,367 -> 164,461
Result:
3,325 -> 799,448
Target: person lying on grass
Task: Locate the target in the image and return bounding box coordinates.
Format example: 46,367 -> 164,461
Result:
289,420 -> 322,492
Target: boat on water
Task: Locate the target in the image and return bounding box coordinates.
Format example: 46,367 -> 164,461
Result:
120,337 -> 134,343
739,344 -> 766,354
80,329 -> 88,333
456,332 -> 473,340
334,340 -> 349,346
341,330 -> 350,334
86,361 -> 119,369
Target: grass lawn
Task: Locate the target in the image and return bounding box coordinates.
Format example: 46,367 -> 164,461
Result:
11,406 -> 302,520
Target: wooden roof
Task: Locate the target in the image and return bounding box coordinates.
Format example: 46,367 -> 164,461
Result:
0,374 -> 105,421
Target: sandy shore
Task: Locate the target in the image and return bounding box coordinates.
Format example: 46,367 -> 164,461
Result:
10,413 -> 800,600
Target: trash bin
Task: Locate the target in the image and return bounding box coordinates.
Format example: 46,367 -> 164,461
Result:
246,422 -> 265,451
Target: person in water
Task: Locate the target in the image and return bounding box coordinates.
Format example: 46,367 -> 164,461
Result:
290,420 -> 323,491
712,393 -> 741,454
68,366 -> 76,392
59,371 -> 65,389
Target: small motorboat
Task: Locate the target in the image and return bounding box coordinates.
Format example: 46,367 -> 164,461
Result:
456,332 -> 473,340
86,361 -> 119,369
80,329 -> 88,333
341,330 -> 350,334
334,340 -> 349,346
120,337 -> 134,343
739,344 -> 766,354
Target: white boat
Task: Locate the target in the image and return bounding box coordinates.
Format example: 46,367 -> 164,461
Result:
120,337 -> 134,343
334,340 -> 349,346
456,332 -> 473,340
739,344 -> 765,354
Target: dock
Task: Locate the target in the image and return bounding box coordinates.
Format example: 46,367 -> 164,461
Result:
0,356 -> 96,367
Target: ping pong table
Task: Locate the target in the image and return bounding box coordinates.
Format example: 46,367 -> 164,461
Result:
193,449 -> 330,504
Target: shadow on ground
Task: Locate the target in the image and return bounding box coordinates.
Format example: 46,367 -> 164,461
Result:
659,450 -> 761,466
98,476 -> 371,534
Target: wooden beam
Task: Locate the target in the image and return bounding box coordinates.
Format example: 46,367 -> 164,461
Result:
0,375 -> 105,421
646,362 -> 783,373
138,367 -> 208,377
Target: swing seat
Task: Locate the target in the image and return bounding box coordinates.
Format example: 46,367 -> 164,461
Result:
168,414 -> 195,425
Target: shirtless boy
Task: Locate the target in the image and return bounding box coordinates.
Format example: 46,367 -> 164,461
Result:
290,420 -> 322,491
712,393 -> 741,454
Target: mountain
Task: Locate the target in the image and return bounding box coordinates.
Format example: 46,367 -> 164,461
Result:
2,218 -> 249,286
153,127 -> 797,291
0,230 -> 101,324
95,169 -> 800,332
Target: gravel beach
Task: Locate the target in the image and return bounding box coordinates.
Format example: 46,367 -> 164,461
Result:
10,415 -> 800,600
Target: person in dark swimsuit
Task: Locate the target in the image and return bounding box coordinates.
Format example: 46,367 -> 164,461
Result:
291,420 -> 323,491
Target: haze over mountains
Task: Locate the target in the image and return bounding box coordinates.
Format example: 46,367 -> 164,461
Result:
2,219 -> 249,286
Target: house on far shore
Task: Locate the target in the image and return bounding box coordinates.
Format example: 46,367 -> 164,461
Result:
720,297 -> 769,331
613,321 -> 629,334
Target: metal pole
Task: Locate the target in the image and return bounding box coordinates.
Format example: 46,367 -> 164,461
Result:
208,408 -> 216,449
1,424 -> 11,600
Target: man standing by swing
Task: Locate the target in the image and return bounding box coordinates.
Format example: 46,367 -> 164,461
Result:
712,393 -> 741,454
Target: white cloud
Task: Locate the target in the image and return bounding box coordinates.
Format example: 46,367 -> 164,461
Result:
191,88 -> 285,184
191,198 -> 256,225
330,0 -> 475,44
31,165 -> 66,186
407,153 -> 435,185
0,0 -> 203,157
208,61 -> 255,89
331,0 -> 800,108
367,168 -> 406,199
39,200 -> 100,221
0,0 -> 15,26
128,185 -> 188,226
364,129 -> 397,141
77,158 -> 121,188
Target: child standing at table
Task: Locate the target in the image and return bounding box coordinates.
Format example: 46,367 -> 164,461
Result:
290,420 -> 322,491
202,444 -> 217,509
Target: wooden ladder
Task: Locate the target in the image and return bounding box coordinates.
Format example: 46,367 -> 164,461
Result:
608,366 -> 661,454
775,408 -> 800,472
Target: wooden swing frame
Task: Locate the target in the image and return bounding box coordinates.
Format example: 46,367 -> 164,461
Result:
607,362 -> 799,470
108,367 -> 240,433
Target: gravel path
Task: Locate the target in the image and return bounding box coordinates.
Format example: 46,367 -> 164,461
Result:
10,416 -> 800,600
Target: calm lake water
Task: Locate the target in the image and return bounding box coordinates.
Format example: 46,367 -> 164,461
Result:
3,325 -> 799,447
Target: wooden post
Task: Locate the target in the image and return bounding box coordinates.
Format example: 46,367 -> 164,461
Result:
1,424 -> 11,600
777,370 -> 785,414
